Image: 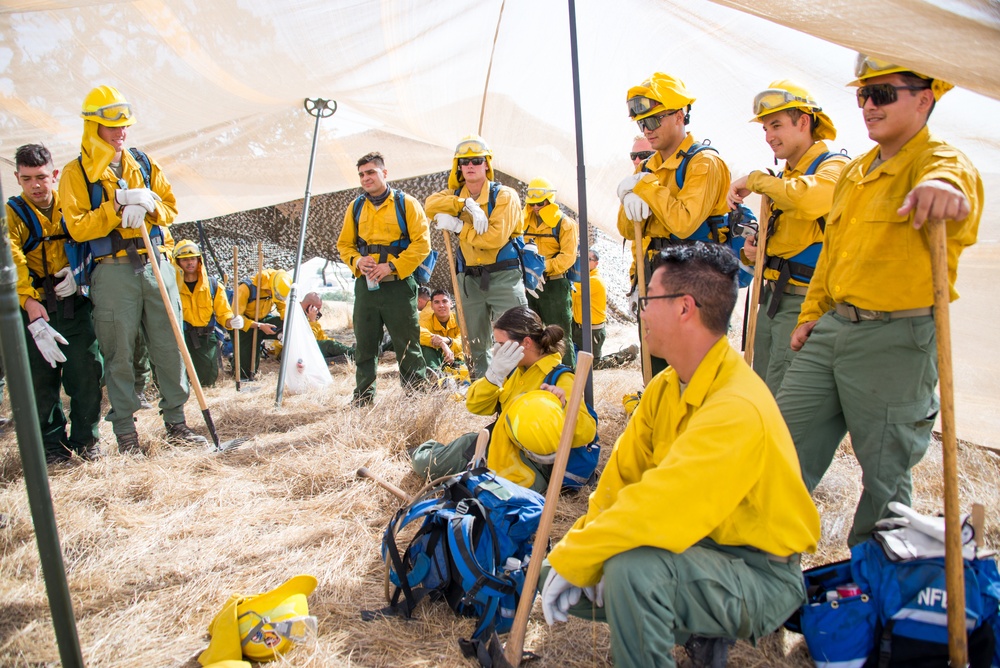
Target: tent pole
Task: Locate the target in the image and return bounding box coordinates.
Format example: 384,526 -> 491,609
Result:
0,183 -> 84,667
275,98 -> 336,408
567,0 -> 593,405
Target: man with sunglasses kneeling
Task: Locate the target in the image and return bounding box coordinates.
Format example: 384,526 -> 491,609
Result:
425,135 -> 527,378
776,55 -> 983,547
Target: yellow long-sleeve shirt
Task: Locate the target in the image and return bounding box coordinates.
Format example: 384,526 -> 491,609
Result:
617,133 -> 731,245
798,126 -> 982,325
419,308 -> 463,359
465,352 -> 597,489
572,268 -> 606,326
745,141 -> 848,286
176,267 -> 235,329
6,192 -> 69,308
523,207 -> 579,277
60,148 -> 177,252
425,183 -> 523,266
337,189 -> 430,280
547,338 -> 820,587
235,269 -> 287,332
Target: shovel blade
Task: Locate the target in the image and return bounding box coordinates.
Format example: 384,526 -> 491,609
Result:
216,437 -> 250,452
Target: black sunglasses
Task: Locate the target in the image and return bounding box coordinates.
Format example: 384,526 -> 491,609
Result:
458,157 -> 486,166
630,150 -> 654,162
856,83 -> 931,108
636,108 -> 682,132
638,293 -> 702,312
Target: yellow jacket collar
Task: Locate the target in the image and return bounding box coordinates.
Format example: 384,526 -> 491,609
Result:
672,337 -> 731,409
785,141 -> 831,176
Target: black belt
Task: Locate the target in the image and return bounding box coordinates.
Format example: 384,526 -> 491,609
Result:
464,258 -> 520,292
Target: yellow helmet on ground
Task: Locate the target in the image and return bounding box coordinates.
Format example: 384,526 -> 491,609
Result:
525,178 -> 556,205
750,80 -> 837,141
626,73 -> 695,124
198,574 -> 318,666
448,134 -> 495,190
503,390 -> 565,462
849,53 -> 953,100
80,85 -> 135,127
270,270 -> 292,302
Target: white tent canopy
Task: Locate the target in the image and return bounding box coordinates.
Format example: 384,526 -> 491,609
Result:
2,0 -> 999,443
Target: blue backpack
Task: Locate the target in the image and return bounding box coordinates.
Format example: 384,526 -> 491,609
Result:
523,210 -> 582,284
377,468 -> 544,646
542,364 -> 601,490
351,188 -> 438,284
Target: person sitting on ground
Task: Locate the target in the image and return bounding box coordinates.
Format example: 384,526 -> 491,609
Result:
418,289 -> 469,385
301,292 -> 355,364
173,239 -> 242,387
539,243 -> 820,667
410,306 -> 596,494
234,268 -> 290,380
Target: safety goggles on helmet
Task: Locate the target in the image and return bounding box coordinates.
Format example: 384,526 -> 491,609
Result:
457,157 -> 486,166
752,89 -> 818,117
854,54 -> 907,80
526,187 -> 555,202
239,609 -> 317,652
454,138 -> 490,157
636,109 -> 681,132
627,95 -> 664,119
81,102 -> 133,123
856,83 -> 931,107
630,150 -> 654,162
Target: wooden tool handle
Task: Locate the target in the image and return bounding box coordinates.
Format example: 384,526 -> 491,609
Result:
631,224 -> 651,386
442,232 -> 473,364
744,197 -> 771,365
357,467 -> 412,503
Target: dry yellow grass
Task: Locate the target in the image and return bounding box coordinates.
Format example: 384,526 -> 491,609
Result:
0,326 -> 997,667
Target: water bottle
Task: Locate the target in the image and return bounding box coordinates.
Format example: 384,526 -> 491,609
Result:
366,274 -> 380,291
296,358 -> 305,374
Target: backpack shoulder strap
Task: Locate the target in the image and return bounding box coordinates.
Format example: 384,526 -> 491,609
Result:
240,276 -> 256,302
78,155 -> 105,211
393,189 -> 409,242
676,142 -> 719,190
804,150 -> 850,176
543,364 -> 571,387
208,276 -> 219,300
128,148 -> 152,188
487,181 -> 500,216
7,196 -> 44,253
351,195 -> 366,243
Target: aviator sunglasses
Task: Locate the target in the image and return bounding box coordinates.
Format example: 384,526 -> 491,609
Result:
457,157 -> 486,166
856,83 -> 930,108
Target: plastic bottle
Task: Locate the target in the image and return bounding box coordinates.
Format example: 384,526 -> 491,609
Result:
296,358 -> 305,374
366,274 -> 380,291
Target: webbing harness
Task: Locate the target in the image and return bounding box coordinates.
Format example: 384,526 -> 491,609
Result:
7,195 -> 73,318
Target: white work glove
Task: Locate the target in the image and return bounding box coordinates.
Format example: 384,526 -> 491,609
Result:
120,204 -> 147,229
541,569 -> 582,625
115,187 -> 161,213
27,318 -> 67,368
434,212 -> 464,234
464,198 -> 490,235
622,193 -> 650,222
524,270 -> 546,299
228,315 -> 245,330
583,577 -> 605,608
617,173 -> 645,201
53,267 -> 77,298
485,339 -> 524,387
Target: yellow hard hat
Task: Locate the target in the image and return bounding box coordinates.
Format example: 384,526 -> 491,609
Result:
503,390 -> 565,461
449,134 -> 495,190
750,80 -> 837,141
270,271 -> 292,302
173,239 -> 203,261
198,574 -> 318,666
525,178 -> 556,205
80,85 -> 136,127
626,73 -> 695,122
849,53 -> 953,100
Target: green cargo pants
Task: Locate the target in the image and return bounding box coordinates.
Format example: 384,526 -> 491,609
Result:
184,327 -> 220,387
352,275 -> 427,403
410,432 -> 549,493
752,285 -> 804,396
539,540 -> 805,668
527,276 -> 575,367
457,267 -> 527,379
776,311 -> 938,546
90,257 -> 190,435
21,295 -> 103,456
133,328 -> 151,396
238,314 -> 281,380
317,338 -> 354,362
571,322 -> 606,360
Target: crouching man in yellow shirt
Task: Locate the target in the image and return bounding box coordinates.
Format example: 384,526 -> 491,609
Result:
540,243 -> 820,667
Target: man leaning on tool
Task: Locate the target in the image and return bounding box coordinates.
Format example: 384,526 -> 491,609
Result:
776,55 -> 982,546
59,85 -> 206,454
425,135 -> 527,378
8,144 -> 103,463
617,73 -> 732,379
337,151 -> 429,406
727,80 -> 847,395
540,243 -> 820,668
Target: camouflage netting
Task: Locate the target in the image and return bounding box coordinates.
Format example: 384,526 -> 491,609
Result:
172,170 -> 635,321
